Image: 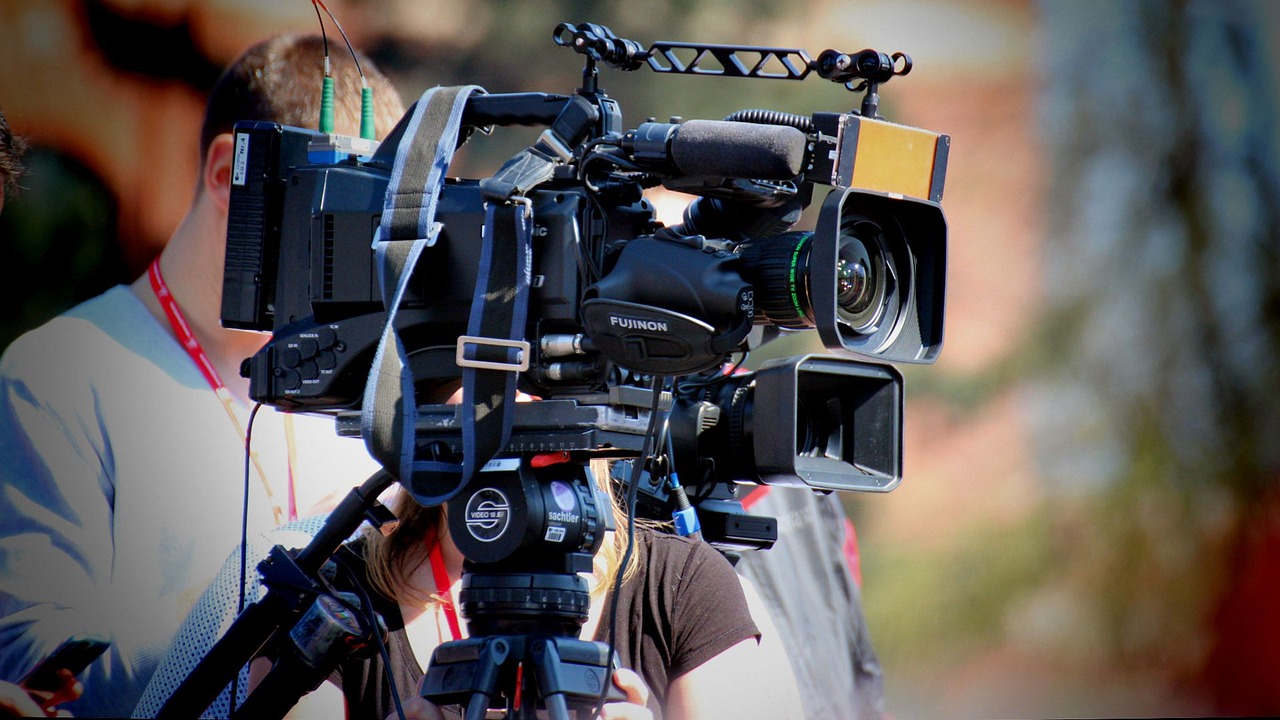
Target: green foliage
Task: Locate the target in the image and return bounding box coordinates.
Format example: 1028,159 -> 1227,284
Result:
859,509 -> 1055,669
0,148 -> 127,352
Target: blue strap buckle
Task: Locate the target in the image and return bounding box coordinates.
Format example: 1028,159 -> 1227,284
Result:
455,336 -> 531,372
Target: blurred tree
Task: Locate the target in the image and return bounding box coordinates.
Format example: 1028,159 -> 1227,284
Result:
1033,0 -> 1280,711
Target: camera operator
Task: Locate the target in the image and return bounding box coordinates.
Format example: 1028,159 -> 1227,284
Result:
0,37 -> 402,716
331,467 -> 801,719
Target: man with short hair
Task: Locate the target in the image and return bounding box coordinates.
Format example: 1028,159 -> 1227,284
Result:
0,35 -> 405,716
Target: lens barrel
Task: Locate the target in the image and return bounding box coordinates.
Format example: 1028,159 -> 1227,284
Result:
734,232 -> 815,329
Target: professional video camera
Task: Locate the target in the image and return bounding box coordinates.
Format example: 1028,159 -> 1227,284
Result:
221,22 -> 946,503
164,22 -> 949,719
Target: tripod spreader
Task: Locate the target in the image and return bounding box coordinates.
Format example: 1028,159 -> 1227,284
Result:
422,634 -> 626,720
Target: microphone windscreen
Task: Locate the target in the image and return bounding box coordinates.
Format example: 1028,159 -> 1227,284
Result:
670,120 -> 807,180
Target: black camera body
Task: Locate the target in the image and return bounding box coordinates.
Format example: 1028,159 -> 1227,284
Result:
224,121 -> 655,407
221,26 -> 949,504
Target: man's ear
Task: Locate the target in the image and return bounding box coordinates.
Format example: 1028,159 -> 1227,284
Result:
203,133 -> 236,213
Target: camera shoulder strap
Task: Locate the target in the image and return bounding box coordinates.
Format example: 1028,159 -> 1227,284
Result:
456,199 -> 533,483
451,97 -> 619,480
361,84 -> 483,506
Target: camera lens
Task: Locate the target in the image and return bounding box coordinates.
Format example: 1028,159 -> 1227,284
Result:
794,396 -> 825,458
836,250 -> 870,314
733,213 -> 898,340
834,223 -> 891,333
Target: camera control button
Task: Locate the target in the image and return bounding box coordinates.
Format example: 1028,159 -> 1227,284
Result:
300,360 -> 320,381
317,328 -> 337,348
281,348 -> 301,368
281,370 -> 302,391
317,351 -> 337,371
298,339 -> 319,360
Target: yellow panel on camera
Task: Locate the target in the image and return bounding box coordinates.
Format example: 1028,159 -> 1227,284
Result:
845,116 -> 948,202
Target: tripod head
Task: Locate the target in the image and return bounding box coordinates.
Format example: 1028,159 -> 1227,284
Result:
419,454 -> 628,719
446,455 -> 611,638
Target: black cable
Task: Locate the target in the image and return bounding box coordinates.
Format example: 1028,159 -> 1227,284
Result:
231,401 -> 264,712
331,550 -> 408,720
673,351 -> 749,395
578,184 -> 615,286
595,375 -> 667,718
310,0 -> 329,60
722,108 -> 813,133
314,0 -> 365,80
723,351 -> 748,378
239,403 -> 265,614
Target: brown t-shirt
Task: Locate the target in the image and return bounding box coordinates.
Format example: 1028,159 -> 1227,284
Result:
333,528 -> 759,719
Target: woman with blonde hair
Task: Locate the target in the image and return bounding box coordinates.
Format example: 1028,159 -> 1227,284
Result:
298,453 -> 804,720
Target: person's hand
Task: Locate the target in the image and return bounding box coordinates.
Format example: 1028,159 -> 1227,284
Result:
0,672 -> 82,717
388,696 -> 444,720
0,680 -> 47,717
28,668 -> 82,717
601,668 -> 653,720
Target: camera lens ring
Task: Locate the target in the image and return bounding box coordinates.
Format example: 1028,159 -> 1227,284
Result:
733,232 -> 816,330
726,380 -> 754,465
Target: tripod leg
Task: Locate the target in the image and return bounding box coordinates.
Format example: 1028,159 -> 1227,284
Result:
464,692 -> 492,720
528,637 -> 624,719
421,637 -> 513,720
465,639 -> 510,720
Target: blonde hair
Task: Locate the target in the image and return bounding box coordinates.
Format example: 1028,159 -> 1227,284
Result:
362,458 -> 642,607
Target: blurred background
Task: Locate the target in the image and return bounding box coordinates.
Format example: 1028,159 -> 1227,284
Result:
2,0 -> 1278,717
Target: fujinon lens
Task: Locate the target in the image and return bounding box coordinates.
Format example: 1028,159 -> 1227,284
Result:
834,225 -> 890,333
734,220 -> 895,340
733,231 -> 816,330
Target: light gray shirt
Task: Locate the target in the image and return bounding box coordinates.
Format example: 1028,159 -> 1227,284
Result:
0,286 -> 379,716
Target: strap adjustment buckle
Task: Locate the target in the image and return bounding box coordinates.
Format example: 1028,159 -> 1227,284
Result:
456,336 -> 531,372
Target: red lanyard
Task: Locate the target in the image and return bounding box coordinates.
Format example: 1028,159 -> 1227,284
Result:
429,541 -> 462,641
148,257 -> 297,523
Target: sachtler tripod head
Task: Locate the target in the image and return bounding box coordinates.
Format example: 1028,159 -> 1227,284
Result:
423,455 -> 627,719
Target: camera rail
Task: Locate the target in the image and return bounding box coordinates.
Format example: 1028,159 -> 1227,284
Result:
553,22 -> 913,118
